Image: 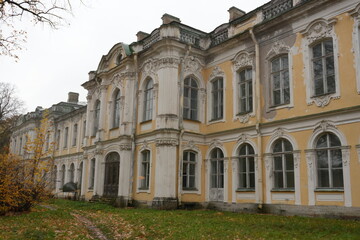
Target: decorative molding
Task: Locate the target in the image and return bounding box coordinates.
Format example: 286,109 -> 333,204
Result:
139,140 -> 149,152
266,41 -> 290,59
183,56 -> 203,74
182,140 -> 200,151
210,66 -> 225,80
293,150 -> 301,169
264,154 -> 272,172
305,149 -> 314,181
199,88 -> 206,104
309,94 -> 341,107
313,120 -> 337,133
120,144 -> 132,151
237,133 -> 249,143
157,57 -> 181,70
273,127 -> 285,139
341,146 -> 351,167
301,18 -> 337,43
209,139 -> 223,149
238,113 -> 255,124
232,51 -> 254,71
95,149 -> 103,155
141,58 -> 157,76
156,138 -> 178,147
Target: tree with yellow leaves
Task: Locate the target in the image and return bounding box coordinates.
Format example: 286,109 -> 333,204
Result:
0,110 -> 55,215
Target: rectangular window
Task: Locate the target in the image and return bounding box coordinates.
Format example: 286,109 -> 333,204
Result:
63,127 -> 68,149
312,40 -> 335,96
72,124 -> 78,146
239,68 -> 253,114
182,151 -> 196,190
211,78 -> 224,120
56,130 -> 60,150
183,77 -> 198,120
89,159 -> 95,189
140,151 -> 150,189
271,55 -> 290,106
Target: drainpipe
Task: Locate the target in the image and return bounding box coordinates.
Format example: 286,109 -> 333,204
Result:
177,45 -> 191,206
249,28 -> 263,208
129,53 -> 139,205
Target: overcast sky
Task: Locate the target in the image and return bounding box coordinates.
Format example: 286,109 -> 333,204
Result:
1,0 -> 269,113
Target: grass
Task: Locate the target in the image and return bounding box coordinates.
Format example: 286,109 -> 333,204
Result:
0,199 -> 359,239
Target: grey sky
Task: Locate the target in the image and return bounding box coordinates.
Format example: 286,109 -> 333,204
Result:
1,0 -> 268,113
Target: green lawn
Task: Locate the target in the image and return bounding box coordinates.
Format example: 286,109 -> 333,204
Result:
0,199 -> 359,239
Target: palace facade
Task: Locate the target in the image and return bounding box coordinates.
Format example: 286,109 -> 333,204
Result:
11,0 -> 360,217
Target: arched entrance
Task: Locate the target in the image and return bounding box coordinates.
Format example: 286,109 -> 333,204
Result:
103,152 -> 120,197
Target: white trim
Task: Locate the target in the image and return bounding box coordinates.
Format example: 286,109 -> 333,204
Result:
181,145 -> 202,195
207,66 -> 226,124
265,41 -> 294,112
301,18 -> 341,107
350,4 -> 360,94
136,147 -> 152,194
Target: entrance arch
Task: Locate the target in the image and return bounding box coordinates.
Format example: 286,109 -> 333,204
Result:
103,152 -> 120,197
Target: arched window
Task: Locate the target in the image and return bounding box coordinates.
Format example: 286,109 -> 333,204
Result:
69,163 -> 75,183
238,68 -> 253,114
64,127 -> 69,149
183,77 -> 198,120
113,89 -> 121,128
271,55 -> 289,106
210,148 -> 224,188
182,151 -> 197,189
315,133 -> 343,188
211,78 -> 224,120
238,144 -> 255,190
89,159 -> 95,189
273,138 -> 294,189
312,39 -> 335,96
140,150 -> 150,189
60,164 -> 65,189
93,100 -> 100,135
104,152 -> 120,197
143,79 -> 153,121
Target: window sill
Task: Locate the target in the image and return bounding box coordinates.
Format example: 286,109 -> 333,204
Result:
183,119 -> 201,123
311,92 -> 336,98
236,111 -> 252,116
182,188 -> 198,191
208,118 -> 225,125
315,188 -> 344,192
271,188 -> 295,192
138,187 -> 149,191
140,119 -> 152,124
236,188 -> 255,192
109,127 -> 119,131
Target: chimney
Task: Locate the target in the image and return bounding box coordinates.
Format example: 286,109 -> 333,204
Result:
161,13 -> 181,24
67,92 -> 79,103
137,31 -> 150,41
228,7 -> 246,22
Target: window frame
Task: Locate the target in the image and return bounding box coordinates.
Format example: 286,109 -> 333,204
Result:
112,89 -> 121,128
315,133 -> 344,189
182,151 -> 197,190
211,77 -> 224,121
93,100 -> 100,136
69,163 -> 75,183
311,39 -> 336,97
272,138 -> 295,190
210,148 -> 224,189
63,127 -> 69,149
72,124 -> 78,147
183,76 -> 199,121
238,68 -> 253,114
89,158 -> 95,190
143,79 -> 154,122
270,55 -> 290,106
139,150 -> 151,190
238,143 -> 255,190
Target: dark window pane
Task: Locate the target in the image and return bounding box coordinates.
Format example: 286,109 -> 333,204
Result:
313,59 -> 323,79
272,58 -> 280,72
317,150 -> 328,168
273,141 -> 282,153
249,158 -> 255,172
332,169 -> 343,188
286,172 -> 294,188
284,140 -> 293,151
285,154 -> 294,170
318,169 -> 330,188
315,78 -> 324,95
273,74 -> 280,89
313,43 -> 322,58
316,135 -> 328,148
274,90 -> 281,105
274,172 -> 284,188
239,173 -> 246,188
324,40 -> 333,54
239,158 -> 246,173
326,56 -> 334,76
331,149 -> 342,168
329,134 -> 341,147
274,157 -> 283,170
249,173 -> 255,188
327,76 -> 335,93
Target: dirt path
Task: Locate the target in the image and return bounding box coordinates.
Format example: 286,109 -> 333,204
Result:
71,213 -> 109,240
